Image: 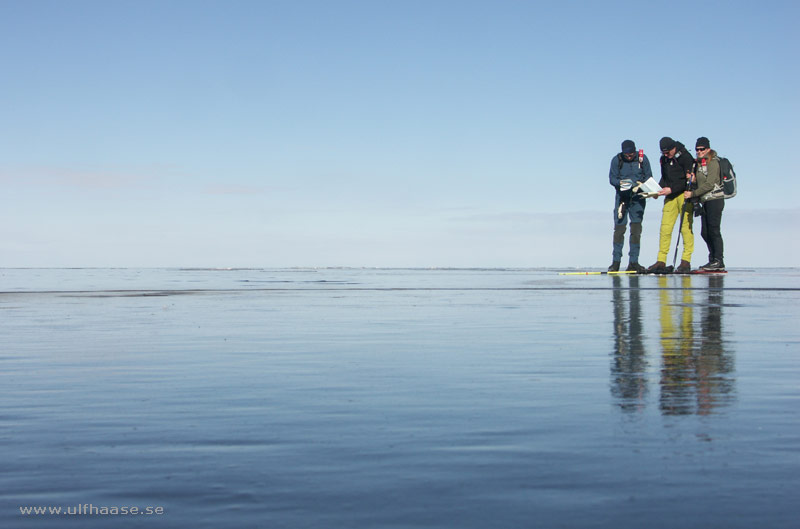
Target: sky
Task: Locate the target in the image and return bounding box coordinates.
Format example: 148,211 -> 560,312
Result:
1,0 -> 798,268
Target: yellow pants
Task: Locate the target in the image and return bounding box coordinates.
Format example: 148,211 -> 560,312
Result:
657,195 -> 694,262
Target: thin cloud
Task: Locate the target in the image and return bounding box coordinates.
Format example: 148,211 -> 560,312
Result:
0,165 -> 161,190
448,210 -> 603,224
202,184 -> 271,195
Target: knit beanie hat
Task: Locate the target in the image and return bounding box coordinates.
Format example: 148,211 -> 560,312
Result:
659,137 -> 676,151
695,137 -> 710,149
621,140 -> 636,154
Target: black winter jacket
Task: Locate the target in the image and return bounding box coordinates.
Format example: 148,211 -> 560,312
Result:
659,141 -> 694,199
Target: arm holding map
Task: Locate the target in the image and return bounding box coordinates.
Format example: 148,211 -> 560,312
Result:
633,177 -> 663,198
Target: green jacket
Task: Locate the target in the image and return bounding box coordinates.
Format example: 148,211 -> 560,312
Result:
691,152 -> 724,202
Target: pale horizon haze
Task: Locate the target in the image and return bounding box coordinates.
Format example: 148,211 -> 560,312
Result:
2,0 -> 798,268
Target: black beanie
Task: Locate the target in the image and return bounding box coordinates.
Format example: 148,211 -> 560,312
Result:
621,140 -> 636,154
660,137 -> 676,151
696,137 -> 710,149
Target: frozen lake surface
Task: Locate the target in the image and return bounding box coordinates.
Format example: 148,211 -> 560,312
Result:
2,268 -> 799,528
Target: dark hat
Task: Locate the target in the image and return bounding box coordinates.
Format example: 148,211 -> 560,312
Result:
621,140 -> 636,154
660,137 -> 676,152
696,136 -> 710,149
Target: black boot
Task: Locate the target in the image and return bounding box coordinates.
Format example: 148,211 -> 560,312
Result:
608,261 -> 620,272
702,259 -> 725,271
626,262 -> 645,273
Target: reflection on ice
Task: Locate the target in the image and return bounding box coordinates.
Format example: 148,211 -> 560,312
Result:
610,275 -> 735,415
610,275 -> 648,412
2,268 -> 799,529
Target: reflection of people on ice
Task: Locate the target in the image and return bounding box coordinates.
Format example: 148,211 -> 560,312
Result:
609,274 -> 735,416
693,275 -> 734,414
610,275 -> 648,412
657,276 -> 734,415
658,276 -> 696,415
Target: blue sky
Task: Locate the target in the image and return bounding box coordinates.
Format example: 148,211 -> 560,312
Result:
1,0 -> 798,268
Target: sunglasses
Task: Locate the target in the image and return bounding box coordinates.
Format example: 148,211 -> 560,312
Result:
695,147 -> 708,152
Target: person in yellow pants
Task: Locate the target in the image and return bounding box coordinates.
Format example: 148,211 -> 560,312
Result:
647,137 -> 695,274
657,192 -> 693,267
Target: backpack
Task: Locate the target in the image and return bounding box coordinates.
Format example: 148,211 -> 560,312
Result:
717,156 -> 737,199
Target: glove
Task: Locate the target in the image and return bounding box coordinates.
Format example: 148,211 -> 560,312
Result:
694,203 -> 704,217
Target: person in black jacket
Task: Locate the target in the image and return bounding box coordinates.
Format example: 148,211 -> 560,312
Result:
646,137 -> 695,274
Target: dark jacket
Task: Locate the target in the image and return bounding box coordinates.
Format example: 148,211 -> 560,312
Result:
659,141 -> 694,199
609,153 -> 653,192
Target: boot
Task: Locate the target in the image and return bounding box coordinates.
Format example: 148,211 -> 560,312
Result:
702,259 -> 725,271
626,262 -> 645,273
646,261 -> 666,274
608,261 -> 620,272
675,260 -> 691,274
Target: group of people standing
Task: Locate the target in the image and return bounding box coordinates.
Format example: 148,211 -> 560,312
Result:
608,136 -> 726,274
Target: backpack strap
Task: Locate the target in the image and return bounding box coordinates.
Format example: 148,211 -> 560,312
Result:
619,152 -> 643,172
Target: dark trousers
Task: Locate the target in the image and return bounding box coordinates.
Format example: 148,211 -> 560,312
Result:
701,199 -> 725,262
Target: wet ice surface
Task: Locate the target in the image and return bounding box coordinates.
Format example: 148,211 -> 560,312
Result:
1,268 -> 799,528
